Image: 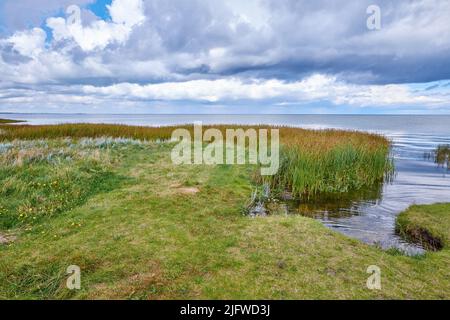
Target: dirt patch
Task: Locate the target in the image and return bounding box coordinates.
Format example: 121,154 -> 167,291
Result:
89,261 -> 166,299
0,233 -> 16,245
170,183 -> 200,195
177,187 -> 200,195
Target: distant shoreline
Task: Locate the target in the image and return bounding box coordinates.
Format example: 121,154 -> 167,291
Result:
0,118 -> 26,124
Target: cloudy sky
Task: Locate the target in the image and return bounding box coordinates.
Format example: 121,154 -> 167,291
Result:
0,0 -> 449,114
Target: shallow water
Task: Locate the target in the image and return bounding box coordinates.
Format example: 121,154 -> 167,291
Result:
3,113 -> 450,254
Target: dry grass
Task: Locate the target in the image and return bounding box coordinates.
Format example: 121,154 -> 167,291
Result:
0,123 -> 387,148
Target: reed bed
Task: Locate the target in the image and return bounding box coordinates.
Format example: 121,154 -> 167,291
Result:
0,123 -> 392,197
267,142 -> 392,197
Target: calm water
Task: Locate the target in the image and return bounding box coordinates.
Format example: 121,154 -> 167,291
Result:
3,114 -> 450,254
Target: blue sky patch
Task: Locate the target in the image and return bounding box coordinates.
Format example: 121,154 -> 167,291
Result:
87,0 -> 113,20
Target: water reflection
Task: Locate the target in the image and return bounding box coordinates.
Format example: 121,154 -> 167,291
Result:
285,184 -> 383,219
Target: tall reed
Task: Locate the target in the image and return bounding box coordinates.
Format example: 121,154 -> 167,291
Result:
265,141 -> 392,197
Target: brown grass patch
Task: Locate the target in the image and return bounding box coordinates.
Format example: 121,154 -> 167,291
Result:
0,232 -> 17,245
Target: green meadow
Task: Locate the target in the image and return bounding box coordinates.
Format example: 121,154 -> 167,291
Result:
0,123 -> 448,299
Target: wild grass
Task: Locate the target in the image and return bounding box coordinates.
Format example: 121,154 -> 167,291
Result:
0,123 -> 176,141
0,138 -> 140,229
265,136 -> 392,197
0,123 -> 392,197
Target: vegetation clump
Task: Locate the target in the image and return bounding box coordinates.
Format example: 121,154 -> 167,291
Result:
435,145 -> 450,170
396,203 -> 449,251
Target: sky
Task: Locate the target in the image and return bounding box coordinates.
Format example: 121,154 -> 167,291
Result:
0,0 -> 449,114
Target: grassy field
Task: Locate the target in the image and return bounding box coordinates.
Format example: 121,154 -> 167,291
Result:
0,125 -> 448,299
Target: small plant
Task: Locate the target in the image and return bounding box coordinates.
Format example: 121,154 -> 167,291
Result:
435,145 -> 450,170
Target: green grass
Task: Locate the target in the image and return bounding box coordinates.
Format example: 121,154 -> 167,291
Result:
397,204 -> 450,251
0,138 -> 131,229
0,137 -> 448,299
0,119 -> 24,124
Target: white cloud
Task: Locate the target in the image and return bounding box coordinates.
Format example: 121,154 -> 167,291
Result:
46,0 -> 145,51
108,0 -> 146,27
80,74 -> 449,107
1,74 -> 449,113
5,28 -> 46,58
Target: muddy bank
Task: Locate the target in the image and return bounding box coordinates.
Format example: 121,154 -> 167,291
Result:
396,224 -> 443,251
